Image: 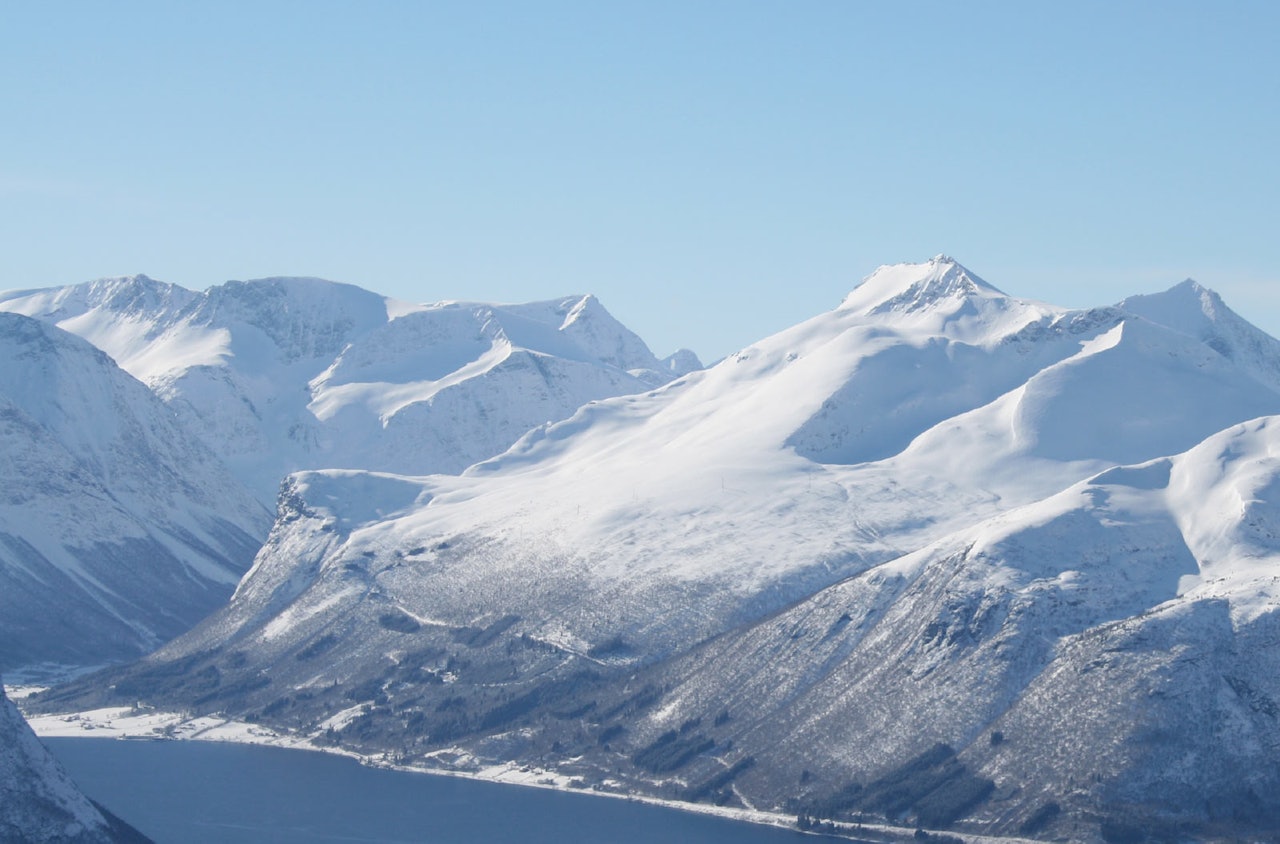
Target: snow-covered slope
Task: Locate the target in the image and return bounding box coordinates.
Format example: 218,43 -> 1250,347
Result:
634,418 -> 1280,837
0,313 -> 270,675
1119,278 -> 1280,393
1,686 -> 149,842
39,258 -> 1280,840
0,277 -> 698,504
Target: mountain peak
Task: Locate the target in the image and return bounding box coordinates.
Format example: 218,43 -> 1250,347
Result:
88,272 -> 156,284
83,272 -> 167,294
1118,278 -> 1280,393
1150,277 -> 1218,306
839,255 -> 1007,316
8,273 -> 197,323
544,293 -> 668,374
1117,279 -> 1227,332
662,347 -> 703,376
558,292 -> 605,327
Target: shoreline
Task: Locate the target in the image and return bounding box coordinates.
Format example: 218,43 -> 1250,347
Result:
22,700 -> 1036,844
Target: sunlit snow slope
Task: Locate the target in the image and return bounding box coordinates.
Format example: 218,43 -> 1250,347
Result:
178,257 -> 1280,654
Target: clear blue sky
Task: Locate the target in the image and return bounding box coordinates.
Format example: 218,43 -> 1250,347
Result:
3,1 -> 1278,361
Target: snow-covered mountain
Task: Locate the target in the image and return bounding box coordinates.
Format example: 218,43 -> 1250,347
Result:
37,257 -> 1280,840
638,418 -> 1280,838
1,686 -> 150,842
0,276 -> 701,504
0,313 -> 270,676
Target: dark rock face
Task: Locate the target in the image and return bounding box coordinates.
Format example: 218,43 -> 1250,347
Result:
0,686 -> 151,843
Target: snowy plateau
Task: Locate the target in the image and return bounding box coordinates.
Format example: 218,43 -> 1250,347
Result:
15,256 -> 1280,842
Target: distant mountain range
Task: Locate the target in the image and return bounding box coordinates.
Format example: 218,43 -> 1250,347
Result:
20,257 -> 1280,840
0,276 -> 700,506
0,276 -> 696,676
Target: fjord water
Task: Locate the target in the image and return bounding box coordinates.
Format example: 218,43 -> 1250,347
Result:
46,738 -> 826,843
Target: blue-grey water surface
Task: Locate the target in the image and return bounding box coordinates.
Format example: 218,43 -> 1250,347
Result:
46,737 -> 834,843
